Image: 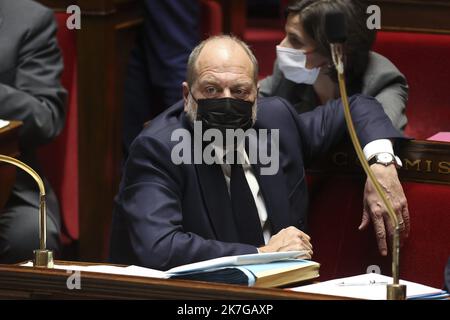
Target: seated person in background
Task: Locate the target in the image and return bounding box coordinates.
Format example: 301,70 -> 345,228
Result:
0,0 -> 66,263
122,0 -> 200,159
259,0 -> 408,131
109,35 -> 409,270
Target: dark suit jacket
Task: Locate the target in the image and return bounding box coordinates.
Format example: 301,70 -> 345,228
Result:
109,95 -> 403,270
0,0 -> 66,221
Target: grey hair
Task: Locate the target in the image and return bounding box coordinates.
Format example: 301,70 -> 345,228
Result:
186,35 -> 259,88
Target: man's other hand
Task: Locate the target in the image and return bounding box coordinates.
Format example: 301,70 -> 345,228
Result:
359,164 -> 410,256
259,226 -> 313,259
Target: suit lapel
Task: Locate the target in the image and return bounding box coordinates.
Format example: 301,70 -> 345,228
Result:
184,113 -> 240,243
246,130 -> 291,234
195,160 -> 240,244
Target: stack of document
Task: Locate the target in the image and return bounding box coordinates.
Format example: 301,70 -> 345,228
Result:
291,273 -> 448,300
166,252 -> 319,287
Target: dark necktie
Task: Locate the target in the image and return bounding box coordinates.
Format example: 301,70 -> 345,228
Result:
229,160 -> 264,247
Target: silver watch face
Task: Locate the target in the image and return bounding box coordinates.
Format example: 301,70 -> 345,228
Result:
377,153 -> 394,164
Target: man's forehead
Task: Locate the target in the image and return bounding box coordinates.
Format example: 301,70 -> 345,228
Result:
196,40 -> 253,77
198,73 -> 254,86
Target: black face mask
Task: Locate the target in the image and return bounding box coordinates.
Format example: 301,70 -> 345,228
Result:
192,94 -> 255,132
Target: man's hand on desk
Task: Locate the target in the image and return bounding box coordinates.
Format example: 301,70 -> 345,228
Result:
259,226 -> 313,259
359,164 -> 410,256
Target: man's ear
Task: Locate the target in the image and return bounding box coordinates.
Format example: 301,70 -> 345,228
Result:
182,82 -> 189,112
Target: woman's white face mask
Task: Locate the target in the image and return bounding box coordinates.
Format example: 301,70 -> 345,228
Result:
276,45 -> 320,85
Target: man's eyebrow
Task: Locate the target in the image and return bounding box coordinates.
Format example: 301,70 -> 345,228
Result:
198,78 -> 253,87
198,78 -> 220,86
232,80 -> 253,87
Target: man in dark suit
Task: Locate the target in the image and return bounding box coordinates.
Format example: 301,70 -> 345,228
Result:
0,0 -> 66,263
110,35 -> 409,270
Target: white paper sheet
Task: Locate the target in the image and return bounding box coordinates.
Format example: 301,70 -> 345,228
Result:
20,261 -> 168,279
166,251 -> 307,274
291,273 -> 444,300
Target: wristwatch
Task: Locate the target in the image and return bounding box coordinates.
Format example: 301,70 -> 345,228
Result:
368,152 -> 403,168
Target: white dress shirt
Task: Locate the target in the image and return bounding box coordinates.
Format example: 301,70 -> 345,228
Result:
214,145 -> 272,245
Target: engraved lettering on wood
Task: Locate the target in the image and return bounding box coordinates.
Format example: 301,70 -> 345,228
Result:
404,159 -> 421,171
425,160 -> 433,173
438,162 -> 450,174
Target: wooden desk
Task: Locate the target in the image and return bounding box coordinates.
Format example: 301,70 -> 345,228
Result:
0,121 -> 22,210
0,262 -> 348,300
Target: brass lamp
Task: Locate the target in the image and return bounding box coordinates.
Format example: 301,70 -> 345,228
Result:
0,154 -> 54,268
325,12 -> 406,300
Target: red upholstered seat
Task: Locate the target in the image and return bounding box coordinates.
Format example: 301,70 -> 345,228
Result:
308,176 -> 450,288
399,182 -> 450,287
37,13 -> 79,246
307,175 -> 391,281
374,31 -> 450,139
245,27 -> 284,78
